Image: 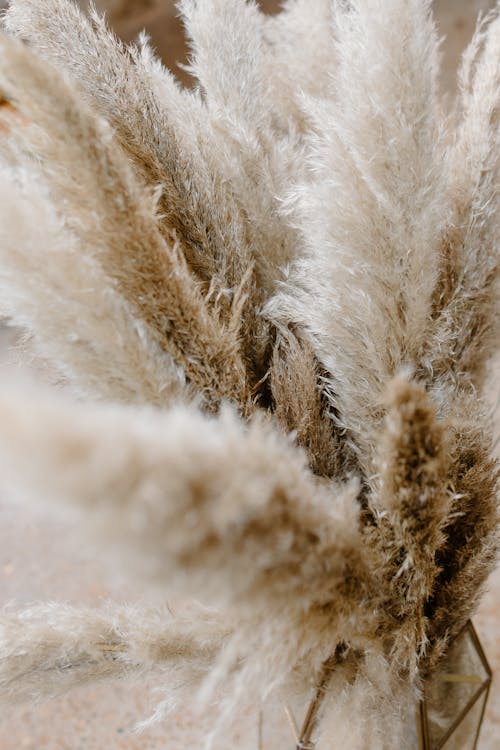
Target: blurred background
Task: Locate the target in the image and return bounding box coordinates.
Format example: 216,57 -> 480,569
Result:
0,1 -> 498,748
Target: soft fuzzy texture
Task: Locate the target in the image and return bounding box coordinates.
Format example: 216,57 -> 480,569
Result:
0,602 -> 226,703
0,1 -> 498,748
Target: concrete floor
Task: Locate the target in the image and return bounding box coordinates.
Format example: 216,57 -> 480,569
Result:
0,1 -> 498,748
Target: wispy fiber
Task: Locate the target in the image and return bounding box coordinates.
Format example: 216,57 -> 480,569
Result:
4,0 -> 282,381
0,1 -> 497,747
419,8 -> 500,394
0,388 -> 364,612
0,31 -> 250,410
268,0 -> 448,462
0,602 -> 226,704
0,167 -> 186,405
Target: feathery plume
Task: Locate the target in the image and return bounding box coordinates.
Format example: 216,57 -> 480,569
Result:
0,32 -> 250,410
419,8 -> 500,393
365,378 -> 453,671
0,0 -> 497,746
268,0 -> 447,463
0,167 -> 186,405
0,387 -> 364,613
270,328 -> 351,478
4,0 -> 278,381
0,602 -> 225,704
262,0 -> 336,131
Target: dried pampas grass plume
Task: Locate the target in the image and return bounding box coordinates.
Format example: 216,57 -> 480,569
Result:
0,0 -> 498,747
0,602 -> 226,704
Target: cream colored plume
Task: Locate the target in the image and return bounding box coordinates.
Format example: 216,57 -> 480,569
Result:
0,1 -> 497,747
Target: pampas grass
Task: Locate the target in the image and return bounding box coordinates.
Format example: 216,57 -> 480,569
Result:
0,602 -> 226,703
0,1 -> 497,747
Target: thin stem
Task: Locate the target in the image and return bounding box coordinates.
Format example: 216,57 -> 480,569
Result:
295,643 -> 349,750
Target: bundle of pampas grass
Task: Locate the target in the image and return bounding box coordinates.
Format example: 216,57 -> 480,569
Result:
0,1 -> 498,748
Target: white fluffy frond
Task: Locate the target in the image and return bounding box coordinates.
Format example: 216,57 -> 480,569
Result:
420,8 -> 500,392
0,1 -> 497,745
268,0 -> 447,463
0,169 -> 186,405
0,387 -> 364,616
3,0 -> 270,379
0,602 -> 225,703
0,31 -> 250,409
262,0 -> 336,130
179,0 -> 301,279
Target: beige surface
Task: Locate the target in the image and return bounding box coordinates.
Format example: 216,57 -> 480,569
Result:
0,1 -> 498,748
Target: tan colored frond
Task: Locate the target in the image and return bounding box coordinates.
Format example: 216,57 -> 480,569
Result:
0,33 -> 250,410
